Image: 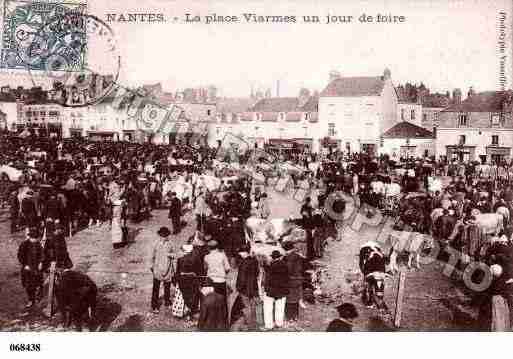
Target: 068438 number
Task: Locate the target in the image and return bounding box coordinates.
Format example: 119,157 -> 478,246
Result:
10,343 -> 41,352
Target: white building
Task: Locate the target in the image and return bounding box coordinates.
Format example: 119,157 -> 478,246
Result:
397,101 -> 422,127
381,121 -> 435,159
318,69 -> 398,155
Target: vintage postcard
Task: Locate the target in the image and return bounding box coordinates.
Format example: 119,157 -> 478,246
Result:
1,0 -> 513,352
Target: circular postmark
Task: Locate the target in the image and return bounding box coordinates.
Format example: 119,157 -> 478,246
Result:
18,10 -> 120,108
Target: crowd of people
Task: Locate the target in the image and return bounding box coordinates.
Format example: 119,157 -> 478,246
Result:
3,129 -> 513,331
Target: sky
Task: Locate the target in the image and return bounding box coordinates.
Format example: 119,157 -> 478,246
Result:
1,0 -> 512,97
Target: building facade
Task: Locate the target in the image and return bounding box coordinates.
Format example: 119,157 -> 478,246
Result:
436,90 -> 513,163
381,121 -> 435,159
318,69 -> 398,156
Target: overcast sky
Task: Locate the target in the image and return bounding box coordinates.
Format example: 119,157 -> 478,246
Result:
2,0 -> 511,97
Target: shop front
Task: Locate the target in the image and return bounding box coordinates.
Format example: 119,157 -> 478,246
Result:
320,137 -> 341,151
293,138 -> 313,152
69,128 -> 83,138
486,146 -> 511,164
446,145 -> 476,162
87,131 -> 118,142
266,138 -> 295,152
361,143 -> 376,157
122,130 -> 136,142
16,123 -> 62,138
399,145 -> 416,159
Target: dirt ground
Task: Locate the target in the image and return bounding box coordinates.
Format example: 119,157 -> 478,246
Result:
0,187 -> 481,331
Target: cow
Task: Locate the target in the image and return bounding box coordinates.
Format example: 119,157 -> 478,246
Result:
244,216 -> 304,244
359,241 -> 390,311
387,230 -> 434,273
472,212 -> 504,235
54,270 -> 97,331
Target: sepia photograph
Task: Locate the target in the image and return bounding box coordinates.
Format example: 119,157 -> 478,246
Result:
0,0 -> 513,352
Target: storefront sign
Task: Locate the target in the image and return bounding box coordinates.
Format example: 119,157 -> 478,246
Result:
486,147 -> 510,156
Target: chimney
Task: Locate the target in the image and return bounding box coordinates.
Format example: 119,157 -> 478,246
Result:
383,68 -> 391,80
329,70 -> 341,83
298,88 -> 311,108
452,88 -> 462,104
467,86 -> 475,98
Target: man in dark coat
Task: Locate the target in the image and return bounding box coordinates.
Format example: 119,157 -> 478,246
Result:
42,220 -> 73,271
168,192 -> 182,234
198,278 -> 228,331
263,250 -> 289,330
326,302 -> 358,332
300,197 -> 314,260
234,245 -> 259,330
283,241 -> 305,321
434,209 -> 456,245
17,228 -> 43,308
9,190 -> 19,233
21,191 -> 38,229
175,244 -> 200,318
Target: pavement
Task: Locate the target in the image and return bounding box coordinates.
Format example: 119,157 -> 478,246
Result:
0,186 -> 479,331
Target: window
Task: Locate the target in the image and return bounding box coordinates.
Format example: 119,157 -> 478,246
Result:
49,111 -> 58,116
491,114 -> 502,127
458,114 -> 468,127
422,114 -> 427,123
411,110 -> 415,120
328,123 -> 335,136
40,111 -> 46,116
492,135 -> 499,145
207,109 -> 211,116
459,135 -> 466,145
303,126 -> 308,137
401,109 -> 405,121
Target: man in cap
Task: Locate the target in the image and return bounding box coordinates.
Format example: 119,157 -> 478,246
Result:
17,227 -> 43,308
197,278 -> 228,331
168,191 -> 182,234
263,250 -> 289,330
326,302 -> 358,331
149,226 -> 176,313
234,244 -> 259,330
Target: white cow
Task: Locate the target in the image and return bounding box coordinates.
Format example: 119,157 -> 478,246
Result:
387,230 -> 434,272
245,216 -> 303,244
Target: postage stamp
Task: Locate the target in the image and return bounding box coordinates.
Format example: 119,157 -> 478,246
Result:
1,0 -> 88,71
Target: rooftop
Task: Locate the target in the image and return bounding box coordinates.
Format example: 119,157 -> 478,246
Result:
321,76 -> 386,97
251,97 -> 299,112
441,91 -> 513,113
382,121 -> 434,139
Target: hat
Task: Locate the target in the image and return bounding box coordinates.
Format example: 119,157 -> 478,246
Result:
181,244 -> 193,253
336,303 -> 358,319
28,228 -> 39,238
207,240 -> 219,248
282,241 -> 295,251
270,250 -> 282,259
157,226 -> 171,237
